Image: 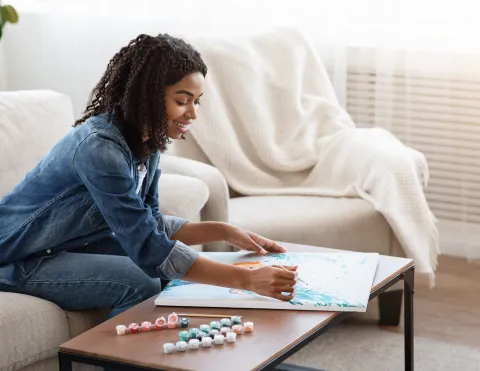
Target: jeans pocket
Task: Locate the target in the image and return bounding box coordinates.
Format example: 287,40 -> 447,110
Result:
17,251 -> 59,282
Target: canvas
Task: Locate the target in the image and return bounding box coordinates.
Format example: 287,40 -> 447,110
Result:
155,252 -> 380,312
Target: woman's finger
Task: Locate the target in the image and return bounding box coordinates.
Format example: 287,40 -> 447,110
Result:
264,241 -> 287,253
274,285 -> 295,293
247,238 -> 267,255
275,278 -> 297,286
272,265 -> 298,279
273,292 -> 295,301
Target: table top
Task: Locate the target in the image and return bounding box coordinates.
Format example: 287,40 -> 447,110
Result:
59,242 -> 413,371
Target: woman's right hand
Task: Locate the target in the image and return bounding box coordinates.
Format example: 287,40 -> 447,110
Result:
245,265 -> 298,301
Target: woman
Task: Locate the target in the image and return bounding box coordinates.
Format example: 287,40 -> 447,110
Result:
0,34 -> 297,318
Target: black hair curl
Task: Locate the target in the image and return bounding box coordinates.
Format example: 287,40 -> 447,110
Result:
74,33 -> 207,160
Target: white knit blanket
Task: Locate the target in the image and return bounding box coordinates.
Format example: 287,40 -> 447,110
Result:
187,29 -> 440,282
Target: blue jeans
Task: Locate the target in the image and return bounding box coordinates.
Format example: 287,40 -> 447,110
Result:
0,234 -> 163,319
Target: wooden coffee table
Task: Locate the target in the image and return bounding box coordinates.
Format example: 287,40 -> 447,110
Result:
58,242 -> 414,371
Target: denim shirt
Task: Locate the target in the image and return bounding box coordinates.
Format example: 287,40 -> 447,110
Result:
0,113 -> 199,285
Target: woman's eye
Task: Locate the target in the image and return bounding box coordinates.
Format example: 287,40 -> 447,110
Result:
194,101 -> 201,106
176,101 -> 187,106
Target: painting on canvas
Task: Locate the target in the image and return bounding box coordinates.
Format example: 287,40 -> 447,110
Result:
155,252 -> 379,312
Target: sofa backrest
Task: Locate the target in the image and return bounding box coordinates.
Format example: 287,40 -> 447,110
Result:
0,90 -> 74,198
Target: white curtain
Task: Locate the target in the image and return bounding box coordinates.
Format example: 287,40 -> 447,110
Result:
327,46 -> 480,261
5,0 -> 480,259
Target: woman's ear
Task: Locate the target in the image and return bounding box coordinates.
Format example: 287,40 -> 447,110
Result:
142,124 -> 150,142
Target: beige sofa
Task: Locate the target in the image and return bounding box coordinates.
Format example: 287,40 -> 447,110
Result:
0,90 -> 220,371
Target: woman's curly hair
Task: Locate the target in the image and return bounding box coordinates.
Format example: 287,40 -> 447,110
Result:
74,33 -> 207,160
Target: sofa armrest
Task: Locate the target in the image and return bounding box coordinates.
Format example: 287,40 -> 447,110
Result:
159,154 -> 231,252
158,173 -> 210,221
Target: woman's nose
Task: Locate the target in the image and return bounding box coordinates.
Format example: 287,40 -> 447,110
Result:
186,106 -> 197,121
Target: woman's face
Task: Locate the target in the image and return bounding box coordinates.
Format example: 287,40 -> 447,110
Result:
164,72 -> 205,140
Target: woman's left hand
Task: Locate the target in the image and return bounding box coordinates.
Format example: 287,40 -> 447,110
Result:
224,225 -> 287,255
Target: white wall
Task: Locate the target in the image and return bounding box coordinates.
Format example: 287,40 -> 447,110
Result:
4,11 -> 324,118
4,0 -> 479,116
0,40 -> 7,90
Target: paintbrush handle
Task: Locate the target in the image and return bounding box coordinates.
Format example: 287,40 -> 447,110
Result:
277,265 -> 309,285
177,313 -> 242,318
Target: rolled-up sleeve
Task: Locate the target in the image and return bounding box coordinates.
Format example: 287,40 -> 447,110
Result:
157,241 -> 199,279
73,133 -> 198,279
162,215 -> 189,238
155,215 -> 197,278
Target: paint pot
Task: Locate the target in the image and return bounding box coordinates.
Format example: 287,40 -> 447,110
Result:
180,317 -> 190,328
231,316 -> 242,325
232,325 -> 244,335
196,331 -> 207,340
220,318 -> 232,327
155,317 -> 166,330
116,325 -> 127,335
141,321 -> 152,331
214,334 -> 225,345
179,331 -> 190,342
188,338 -> 200,350
244,322 -> 254,333
168,312 -> 179,324
209,329 -> 219,339
128,323 -> 139,333
210,320 -> 221,330
176,341 -> 188,352
189,328 -> 200,339
202,336 -> 212,348
163,343 -> 175,354
226,332 -> 237,343
199,324 -> 210,333
220,327 -> 231,336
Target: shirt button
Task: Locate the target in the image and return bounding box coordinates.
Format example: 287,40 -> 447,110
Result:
46,249 -> 51,254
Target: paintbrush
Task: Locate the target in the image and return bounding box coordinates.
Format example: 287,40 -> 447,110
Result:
176,313 -> 242,319
278,266 -> 309,285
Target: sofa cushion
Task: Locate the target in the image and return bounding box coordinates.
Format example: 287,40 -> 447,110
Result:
229,196 -> 391,255
0,293 -> 70,371
158,173 -> 210,221
0,90 -> 74,198
65,308 -> 110,339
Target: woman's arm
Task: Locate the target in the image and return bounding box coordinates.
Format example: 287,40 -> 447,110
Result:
172,221 -> 287,255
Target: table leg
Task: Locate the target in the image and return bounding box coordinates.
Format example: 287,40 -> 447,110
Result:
58,352 -> 73,371
404,267 -> 414,371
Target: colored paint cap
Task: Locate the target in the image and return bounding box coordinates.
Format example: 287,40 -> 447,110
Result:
180,317 -> 190,328
220,318 -> 232,327
244,322 -> 254,333
226,332 -> 237,343
188,338 -> 200,349
231,316 -> 242,325
176,341 -> 187,352
163,343 -> 175,354
179,330 -> 190,341
189,328 -> 200,339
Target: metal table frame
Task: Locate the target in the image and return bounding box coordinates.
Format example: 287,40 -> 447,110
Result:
59,266 -> 414,371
